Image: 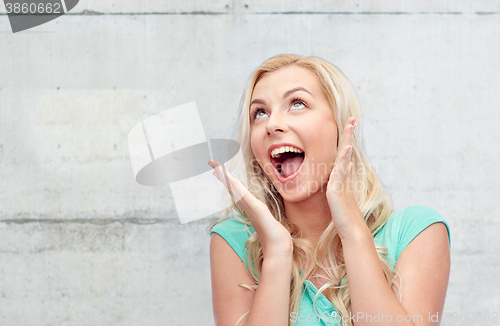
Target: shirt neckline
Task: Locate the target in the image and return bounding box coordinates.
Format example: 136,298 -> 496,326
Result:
300,266 -> 334,310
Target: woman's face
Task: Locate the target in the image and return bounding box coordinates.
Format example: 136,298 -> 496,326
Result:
249,65 -> 339,202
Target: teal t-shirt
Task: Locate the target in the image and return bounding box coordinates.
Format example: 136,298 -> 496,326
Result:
210,205 -> 451,325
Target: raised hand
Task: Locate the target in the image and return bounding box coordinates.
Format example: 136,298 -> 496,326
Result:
326,117 -> 366,240
208,159 -> 293,258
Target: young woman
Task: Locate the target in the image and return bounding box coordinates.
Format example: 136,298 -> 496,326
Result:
208,54 -> 451,326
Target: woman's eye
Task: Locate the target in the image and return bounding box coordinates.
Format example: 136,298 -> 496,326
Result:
291,99 -> 306,110
252,99 -> 306,121
256,110 -> 268,119
252,108 -> 268,120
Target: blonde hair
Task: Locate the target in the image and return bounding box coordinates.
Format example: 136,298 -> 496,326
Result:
209,54 -> 402,326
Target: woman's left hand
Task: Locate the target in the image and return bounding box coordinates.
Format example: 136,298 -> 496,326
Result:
326,117 -> 366,240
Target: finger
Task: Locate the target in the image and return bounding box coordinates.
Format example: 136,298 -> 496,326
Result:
334,117 -> 355,168
341,146 -> 353,178
214,160 -> 233,197
329,146 -> 352,194
209,159 -> 249,202
336,144 -> 353,172
209,159 -> 227,185
346,161 -> 353,193
340,117 -> 356,152
340,117 -> 356,170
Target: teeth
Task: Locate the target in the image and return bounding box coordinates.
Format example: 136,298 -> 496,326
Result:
270,146 -> 304,158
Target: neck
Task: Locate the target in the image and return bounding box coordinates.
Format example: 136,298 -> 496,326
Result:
283,190 -> 333,247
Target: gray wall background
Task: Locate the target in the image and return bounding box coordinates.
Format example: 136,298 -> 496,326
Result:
1,1 -> 499,325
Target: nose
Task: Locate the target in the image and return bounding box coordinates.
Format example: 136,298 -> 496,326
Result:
266,111 -> 288,136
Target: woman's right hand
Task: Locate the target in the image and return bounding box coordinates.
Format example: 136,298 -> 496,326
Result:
208,159 -> 293,258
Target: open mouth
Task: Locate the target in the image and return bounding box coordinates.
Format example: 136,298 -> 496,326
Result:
270,148 -> 306,181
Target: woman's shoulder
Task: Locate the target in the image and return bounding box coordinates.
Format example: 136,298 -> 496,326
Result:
375,205 -> 451,264
386,205 -> 445,226
210,213 -> 254,236
389,205 -> 449,232
210,213 -> 255,264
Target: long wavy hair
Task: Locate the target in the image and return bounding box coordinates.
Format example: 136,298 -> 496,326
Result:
209,54 -> 402,326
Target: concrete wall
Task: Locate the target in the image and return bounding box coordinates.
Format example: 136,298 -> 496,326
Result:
1,1 -> 499,325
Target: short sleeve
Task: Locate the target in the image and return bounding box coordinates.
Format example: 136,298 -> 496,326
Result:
393,205 -> 451,261
210,217 -> 255,268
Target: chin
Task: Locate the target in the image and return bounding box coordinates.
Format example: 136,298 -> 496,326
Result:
279,192 -> 310,203
273,178 -> 327,203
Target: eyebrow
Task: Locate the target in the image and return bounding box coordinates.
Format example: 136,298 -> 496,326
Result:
250,87 -> 313,106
